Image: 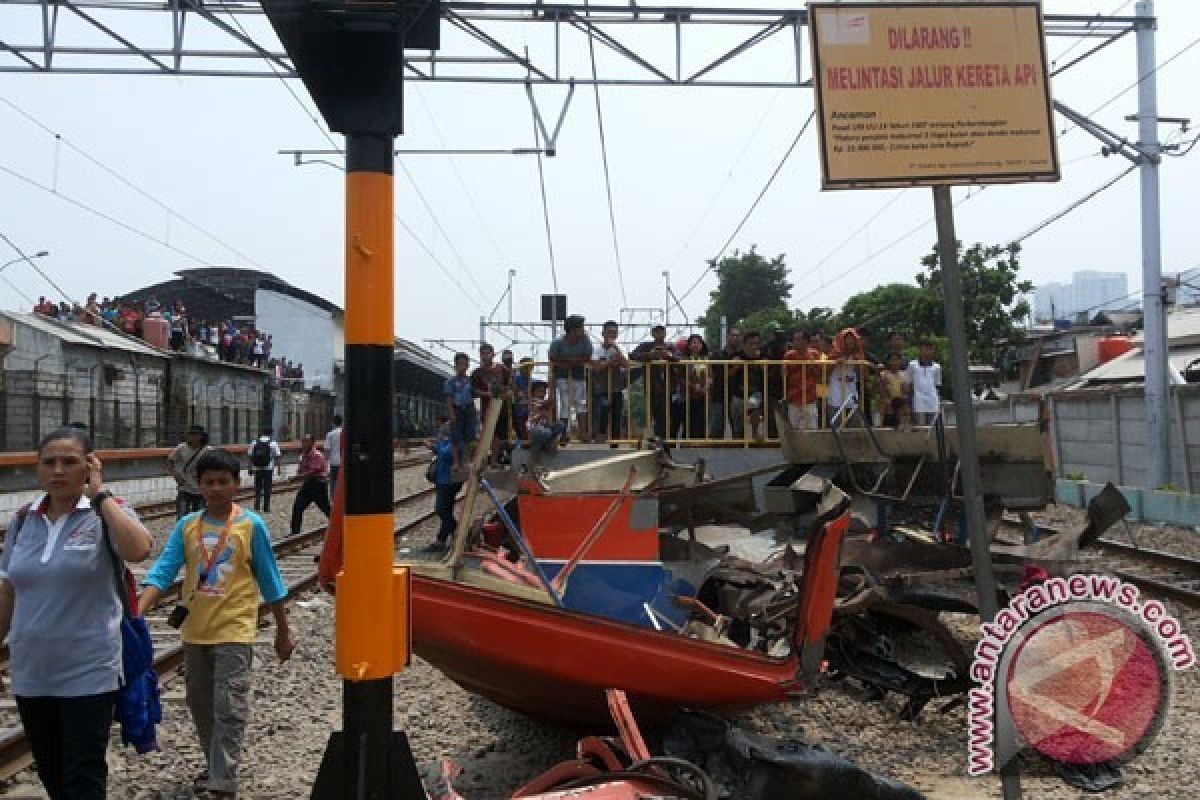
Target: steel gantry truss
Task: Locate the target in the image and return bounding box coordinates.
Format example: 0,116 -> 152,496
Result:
0,1 -> 1141,86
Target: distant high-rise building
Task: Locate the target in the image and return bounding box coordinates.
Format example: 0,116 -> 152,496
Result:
1033,270 -> 1130,322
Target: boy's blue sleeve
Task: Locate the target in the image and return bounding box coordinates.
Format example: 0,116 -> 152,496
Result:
142,521 -> 186,590
249,516 -> 288,603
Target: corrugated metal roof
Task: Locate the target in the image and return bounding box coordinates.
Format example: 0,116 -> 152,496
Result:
1,312 -> 168,358
1076,342 -> 1200,384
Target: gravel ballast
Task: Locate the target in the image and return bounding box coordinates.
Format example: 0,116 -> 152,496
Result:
3,500 -> 1197,799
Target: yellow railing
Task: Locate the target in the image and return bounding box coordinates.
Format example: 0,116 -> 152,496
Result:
487,358 -> 878,448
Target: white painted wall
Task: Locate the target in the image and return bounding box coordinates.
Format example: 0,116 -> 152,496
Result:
254,289 -> 336,390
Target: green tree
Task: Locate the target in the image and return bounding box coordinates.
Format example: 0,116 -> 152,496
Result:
698,248 -> 791,345
914,241 -> 1032,363
740,307 -> 796,338
838,283 -> 929,341
793,306 -> 841,337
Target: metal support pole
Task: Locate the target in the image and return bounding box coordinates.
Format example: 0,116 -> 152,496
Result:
508,268 -> 516,323
1136,0 -> 1169,489
479,315 -> 487,346
720,315 -> 728,349
662,269 -> 671,326
932,185 -> 1021,800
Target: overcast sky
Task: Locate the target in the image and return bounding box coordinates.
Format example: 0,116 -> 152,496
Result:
1,1 -> 1197,358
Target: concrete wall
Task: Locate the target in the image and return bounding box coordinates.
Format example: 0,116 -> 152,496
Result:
939,385 -> 1198,494
166,355 -> 267,446
1049,385 -> 1199,493
0,326 -> 167,451
255,288 -> 337,390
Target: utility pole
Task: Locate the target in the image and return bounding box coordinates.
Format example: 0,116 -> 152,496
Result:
932,185 -> 1021,800
662,270 -> 670,326
1136,0 -> 1170,489
508,269 -> 516,324
479,315 -> 487,346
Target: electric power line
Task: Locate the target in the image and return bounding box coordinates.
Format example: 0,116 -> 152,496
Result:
675,108 -> 817,307
1012,164 -> 1137,244
530,102 -> 560,297
0,95 -> 268,270
1061,32 -> 1200,139
584,0 -> 629,308
223,9 -> 488,312
664,89 -> 783,274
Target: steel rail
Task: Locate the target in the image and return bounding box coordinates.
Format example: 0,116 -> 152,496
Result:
0,485 -> 443,781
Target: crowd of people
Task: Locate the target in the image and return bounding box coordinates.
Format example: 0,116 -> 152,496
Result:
440,315 -> 945,461
30,294 -> 307,388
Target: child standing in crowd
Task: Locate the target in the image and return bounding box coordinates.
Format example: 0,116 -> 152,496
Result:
470,343 -> 511,463
526,380 -> 567,453
785,330 -> 820,430
591,320 -> 628,442
139,450 -> 294,799
906,340 -> 943,426
512,357 -> 534,442
444,353 -> 476,472
879,351 -> 910,428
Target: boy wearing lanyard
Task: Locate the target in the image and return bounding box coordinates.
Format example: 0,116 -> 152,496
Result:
139,450 -> 295,798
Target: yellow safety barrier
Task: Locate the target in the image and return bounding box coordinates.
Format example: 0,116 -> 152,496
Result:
476,358 -> 878,448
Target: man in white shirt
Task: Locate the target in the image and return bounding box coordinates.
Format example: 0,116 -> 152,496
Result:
906,341 -> 942,426
323,415 -> 343,488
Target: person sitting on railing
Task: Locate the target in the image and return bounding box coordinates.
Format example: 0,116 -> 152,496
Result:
785,330 -> 820,430
527,380 -> 567,453
591,320 -> 628,443
827,328 -> 866,428
729,331 -> 767,441
548,314 -> 593,442
631,323 -> 678,439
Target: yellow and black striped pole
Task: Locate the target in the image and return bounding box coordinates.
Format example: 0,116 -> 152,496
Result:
261,3 -> 439,795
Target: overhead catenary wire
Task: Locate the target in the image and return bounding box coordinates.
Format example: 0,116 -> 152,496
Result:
675,108 -> 817,308
791,185 -> 988,307
663,89 -> 783,274
0,95 -> 268,270
1060,32 -> 1200,138
1,232 -> 76,308
1011,163 -> 1137,244
583,0 -> 628,308
223,9 -> 489,311
530,97 -> 560,297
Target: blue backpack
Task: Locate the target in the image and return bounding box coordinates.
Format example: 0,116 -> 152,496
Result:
8,505 -> 161,752
99,514 -> 163,754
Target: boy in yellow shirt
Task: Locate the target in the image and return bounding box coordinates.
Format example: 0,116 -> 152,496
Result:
140,450 -> 294,798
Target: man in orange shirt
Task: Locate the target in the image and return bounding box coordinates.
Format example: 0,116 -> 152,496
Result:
784,330 -> 820,430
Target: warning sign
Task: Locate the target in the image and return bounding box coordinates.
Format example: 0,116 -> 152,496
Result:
809,2 -> 1060,189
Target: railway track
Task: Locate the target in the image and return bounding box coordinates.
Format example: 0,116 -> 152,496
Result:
998,516 -> 1200,610
0,482 -> 441,782
0,454 -> 429,535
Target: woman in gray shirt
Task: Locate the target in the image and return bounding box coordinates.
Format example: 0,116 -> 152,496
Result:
0,427 -> 154,800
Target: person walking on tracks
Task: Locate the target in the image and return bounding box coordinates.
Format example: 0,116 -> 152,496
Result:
138,449 -> 295,799
290,434 -> 331,536
0,427 -> 154,800
246,428 -> 282,513
168,424 -> 211,519
322,415 -> 343,489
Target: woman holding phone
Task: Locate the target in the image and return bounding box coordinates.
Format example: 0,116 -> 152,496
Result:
0,427 -> 154,800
